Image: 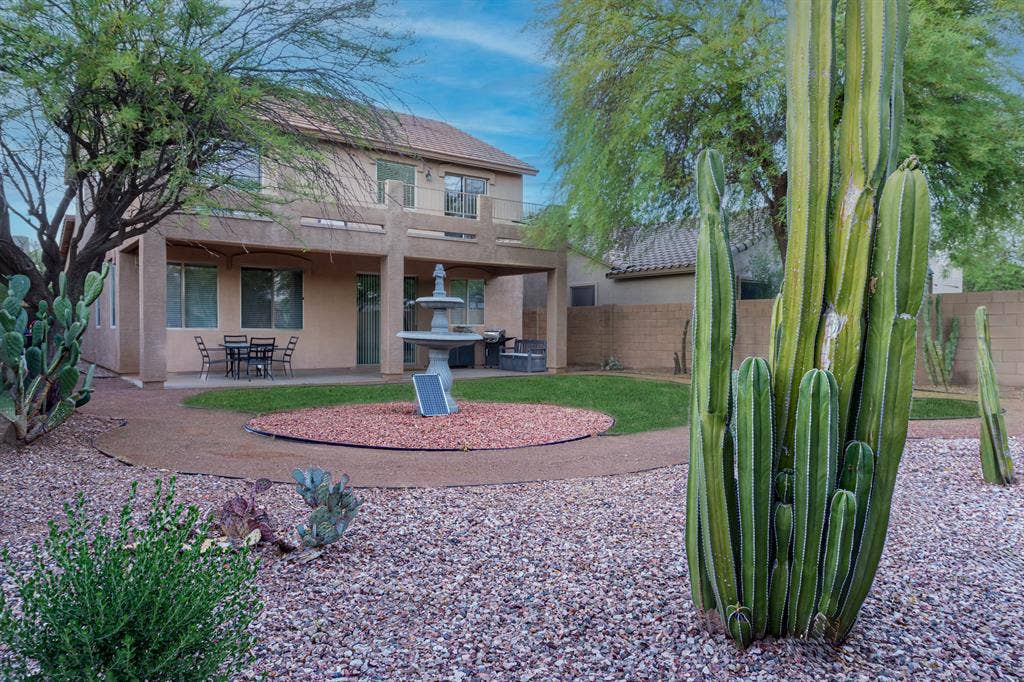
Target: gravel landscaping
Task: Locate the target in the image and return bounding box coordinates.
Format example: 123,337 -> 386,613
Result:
1,416 -> 1022,679
247,402 -> 615,450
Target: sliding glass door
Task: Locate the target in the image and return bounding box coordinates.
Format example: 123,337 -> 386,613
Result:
356,273 -> 380,365
357,274 -> 418,366
403,276 -> 417,363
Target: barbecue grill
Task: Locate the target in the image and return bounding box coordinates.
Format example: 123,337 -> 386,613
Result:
482,329 -> 514,368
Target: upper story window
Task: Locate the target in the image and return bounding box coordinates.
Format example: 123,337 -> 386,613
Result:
202,142 -> 261,191
376,160 -> 415,207
241,268 -> 303,329
167,263 -> 218,328
444,174 -> 487,218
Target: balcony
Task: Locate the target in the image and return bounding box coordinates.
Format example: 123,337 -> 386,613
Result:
376,181 -> 545,224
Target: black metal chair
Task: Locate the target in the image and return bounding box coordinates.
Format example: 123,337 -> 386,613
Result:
244,338 -> 276,380
194,336 -> 227,380
273,336 -> 299,378
222,335 -> 249,378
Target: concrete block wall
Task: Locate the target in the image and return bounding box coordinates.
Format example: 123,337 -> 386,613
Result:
527,290 -> 1024,389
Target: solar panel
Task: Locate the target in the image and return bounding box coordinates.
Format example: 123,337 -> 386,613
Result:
412,373 -> 452,417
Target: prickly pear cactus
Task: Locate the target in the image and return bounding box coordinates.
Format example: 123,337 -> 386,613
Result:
685,0 -> 930,647
975,307 -> 1015,485
292,466 -> 363,547
0,266 -> 108,445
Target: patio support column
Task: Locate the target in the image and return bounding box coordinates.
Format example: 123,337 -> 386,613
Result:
137,231 -> 167,388
546,260 -> 568,372
380,254 -> 405,379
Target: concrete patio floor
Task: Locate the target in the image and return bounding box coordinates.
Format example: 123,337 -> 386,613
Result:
126,366 -> 530,390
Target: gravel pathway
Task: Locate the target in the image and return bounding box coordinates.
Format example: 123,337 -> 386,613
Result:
1,417 -> 1022,680
247,402 -> 614,450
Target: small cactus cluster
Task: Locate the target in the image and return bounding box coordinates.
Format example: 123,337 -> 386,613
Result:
686,0 -> 929,646
921,295 -> 959,391
975,307 -> 1016,485
216,478 -> 276,546
0,267 -> 108,444
292,467 -> 363,547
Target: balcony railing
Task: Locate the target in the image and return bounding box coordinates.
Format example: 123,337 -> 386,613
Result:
492,196 -> 545,224
377,181 -> 545,225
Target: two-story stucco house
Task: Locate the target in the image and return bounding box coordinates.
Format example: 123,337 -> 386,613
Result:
81,112 -> 568,388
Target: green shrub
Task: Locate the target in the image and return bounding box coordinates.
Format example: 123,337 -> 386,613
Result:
0,480 -> 262,680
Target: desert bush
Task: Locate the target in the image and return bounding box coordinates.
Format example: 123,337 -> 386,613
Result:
0,479 -> 261,680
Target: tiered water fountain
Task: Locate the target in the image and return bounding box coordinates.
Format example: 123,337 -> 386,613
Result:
397,264 -> 481,413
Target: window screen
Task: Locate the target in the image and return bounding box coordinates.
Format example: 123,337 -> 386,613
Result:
241,268 -> 303,329
570,285 -> 596,307
376,160 -> 415,206
166,263 -> 218,328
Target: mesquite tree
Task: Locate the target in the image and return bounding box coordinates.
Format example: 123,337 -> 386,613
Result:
0,0 -> 403,307
686,0 -> 930,647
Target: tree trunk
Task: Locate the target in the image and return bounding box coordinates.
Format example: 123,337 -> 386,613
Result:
0,235 -> 49,305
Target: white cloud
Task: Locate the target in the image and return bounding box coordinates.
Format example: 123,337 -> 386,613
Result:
387,14 -> 552,67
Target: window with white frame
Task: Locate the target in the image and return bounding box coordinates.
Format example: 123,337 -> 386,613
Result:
109,261 -> 117,327
570,284 -> 596,307
241,268 -> 303,329
166,263 -> 218,328
449,278 -> 484,325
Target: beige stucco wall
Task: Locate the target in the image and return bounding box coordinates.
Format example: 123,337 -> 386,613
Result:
83,242 -> 532,375
153,251 -> 527,374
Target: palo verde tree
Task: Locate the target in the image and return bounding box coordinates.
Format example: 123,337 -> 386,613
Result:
541,0 -> 1024,264
0,0 -> 405,307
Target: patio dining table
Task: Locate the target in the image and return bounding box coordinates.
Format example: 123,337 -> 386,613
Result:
219,342 -> 250,379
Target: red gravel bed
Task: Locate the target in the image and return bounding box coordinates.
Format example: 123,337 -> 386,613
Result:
246,401 -> 615,450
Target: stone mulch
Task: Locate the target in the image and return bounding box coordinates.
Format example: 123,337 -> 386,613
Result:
246,402 -> 614,451
1,417 -> 1021,679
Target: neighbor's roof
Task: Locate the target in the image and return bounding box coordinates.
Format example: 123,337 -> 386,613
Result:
605,208 -> 771,278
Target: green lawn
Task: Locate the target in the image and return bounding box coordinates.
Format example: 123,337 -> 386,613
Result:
183,375 -> 979,434
183,375 -> 690,434
908,397 -> 978,420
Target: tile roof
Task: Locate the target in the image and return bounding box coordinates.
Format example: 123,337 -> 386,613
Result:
386,112 -> 539,176
605,208 -> 772,277
277,103 -> 538,175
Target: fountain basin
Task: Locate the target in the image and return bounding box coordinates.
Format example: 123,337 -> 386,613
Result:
397,331 -> 482,349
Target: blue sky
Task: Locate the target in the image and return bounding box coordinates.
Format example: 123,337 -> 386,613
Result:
7,1 -> 556,238
379,1 -> 556,205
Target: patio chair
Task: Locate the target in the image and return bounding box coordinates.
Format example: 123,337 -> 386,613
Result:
244,339 -> 276,380
194,336 -> 227,380
273,336 -> 299,378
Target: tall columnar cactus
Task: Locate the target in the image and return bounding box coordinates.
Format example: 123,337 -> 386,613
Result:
685,0 -> 929,647
975,307 -> 1016,485
921,295 -> 959,391
0,268 -> 108,445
